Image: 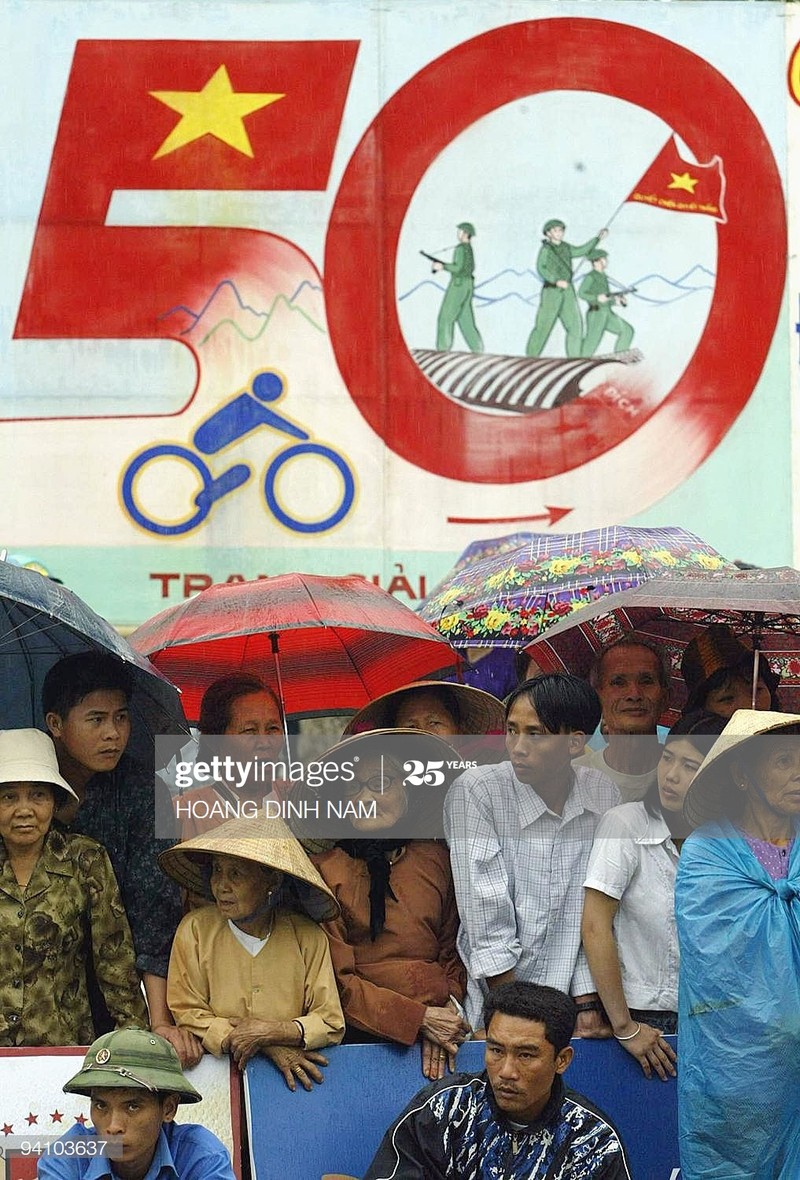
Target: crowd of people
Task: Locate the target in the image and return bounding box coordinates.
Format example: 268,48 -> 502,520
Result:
1,618 -> 799,1179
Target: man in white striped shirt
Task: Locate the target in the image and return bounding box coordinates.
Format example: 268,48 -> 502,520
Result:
444,675 -> 621,1033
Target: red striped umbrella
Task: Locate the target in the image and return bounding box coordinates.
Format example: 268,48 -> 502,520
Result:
524,568 -> 800,725
129,573 -> 458,721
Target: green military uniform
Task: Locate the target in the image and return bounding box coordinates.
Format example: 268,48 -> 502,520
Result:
579,264 -> 634,358
525,228 -> 600,358
436,228 -> 484,353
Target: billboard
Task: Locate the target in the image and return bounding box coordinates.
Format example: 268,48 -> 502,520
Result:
0,1 -> 792,624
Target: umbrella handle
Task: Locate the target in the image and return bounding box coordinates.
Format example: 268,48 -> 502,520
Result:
751,646 -> 761,711
269,632 -> 292,760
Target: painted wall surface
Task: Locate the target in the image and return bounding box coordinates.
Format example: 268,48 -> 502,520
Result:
0,1 -> 792,624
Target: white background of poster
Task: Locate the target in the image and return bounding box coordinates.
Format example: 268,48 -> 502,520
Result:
0,1 -> 791,623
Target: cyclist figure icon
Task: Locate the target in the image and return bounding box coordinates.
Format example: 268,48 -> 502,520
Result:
122,370 -> 356,536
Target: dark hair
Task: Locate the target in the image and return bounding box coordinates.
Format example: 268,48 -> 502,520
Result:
505,673 -> 601,736
483,982 -> 577,1054
42,653 -> 134,719
691,662 -> 781,714
643,710 -> 727,818
390,685 -> 460,729
198,674 -> 281,735
514,649 -> 535,685
44,781 -> 72,810
591,638 -> 671,691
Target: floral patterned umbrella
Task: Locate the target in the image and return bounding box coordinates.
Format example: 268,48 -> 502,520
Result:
419,526 -> 731,647
523,566 -> 800,724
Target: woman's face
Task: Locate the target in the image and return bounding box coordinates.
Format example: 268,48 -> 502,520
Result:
704,674 -> 772,718
736,736 -> 800,822
224,691 -> 284,760
344,754 -> 409,832
210,854 -> 282,923
657,739 -> 705,812
0,781 -> 55,854
394,690 -> 458,737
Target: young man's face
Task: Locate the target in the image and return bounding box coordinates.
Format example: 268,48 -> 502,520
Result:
485,1013 -> 572,1123
546,225 -> 565,243
505,696 -> 582,786
89,1088 -> 177,1179
47,689 -> 131,775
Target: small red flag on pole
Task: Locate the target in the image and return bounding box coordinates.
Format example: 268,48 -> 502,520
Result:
625,135 -> 727,224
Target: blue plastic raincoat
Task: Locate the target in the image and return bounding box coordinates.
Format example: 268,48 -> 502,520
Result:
675,822 -> 800,1179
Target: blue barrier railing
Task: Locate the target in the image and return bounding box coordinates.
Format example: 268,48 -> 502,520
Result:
244,1036 -> 679,1179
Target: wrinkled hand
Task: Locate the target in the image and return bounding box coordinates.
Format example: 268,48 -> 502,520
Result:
223,1017 -> 274,1070
574,1009 -> 613,1039
420,1034 -> 456,1081
263,1045 -> 329,1091
617,1022 -> 677,1081
420,1006 -> 469,1057
152,1024 -> 203,1069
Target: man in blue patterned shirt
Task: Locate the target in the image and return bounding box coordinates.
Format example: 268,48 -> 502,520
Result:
364,983 -> 631,1179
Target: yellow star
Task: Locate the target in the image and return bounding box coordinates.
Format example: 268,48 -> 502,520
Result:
150,65 -> 284,160
667,171 -> 699,194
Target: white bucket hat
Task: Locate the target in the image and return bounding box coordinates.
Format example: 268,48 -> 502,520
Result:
0,728 -> 77,799
683,709 -> 800,827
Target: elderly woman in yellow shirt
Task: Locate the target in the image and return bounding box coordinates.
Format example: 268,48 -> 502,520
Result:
160,815 -> 344,1091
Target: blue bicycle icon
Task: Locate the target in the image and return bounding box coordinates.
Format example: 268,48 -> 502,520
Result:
121,371 -> 356,536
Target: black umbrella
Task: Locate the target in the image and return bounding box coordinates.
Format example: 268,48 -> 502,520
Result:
0,557 -> 188,744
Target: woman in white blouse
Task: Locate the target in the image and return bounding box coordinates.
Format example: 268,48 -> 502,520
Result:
581,712 -> 724,1079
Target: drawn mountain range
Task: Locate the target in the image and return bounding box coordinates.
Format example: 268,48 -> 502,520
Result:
158,279 -> 327,346
399,264 -> 715,360
399,265 -> 715,308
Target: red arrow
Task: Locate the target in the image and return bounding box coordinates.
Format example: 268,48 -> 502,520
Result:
446,506 -> 572,527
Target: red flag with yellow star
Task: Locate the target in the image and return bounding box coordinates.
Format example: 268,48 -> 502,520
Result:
15,39 -> 358,345
626,135 -> 727,224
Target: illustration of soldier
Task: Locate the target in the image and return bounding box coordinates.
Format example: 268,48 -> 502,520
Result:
579,249 -> 635,357
426,222 -> 484,353
525,220 -> 608,358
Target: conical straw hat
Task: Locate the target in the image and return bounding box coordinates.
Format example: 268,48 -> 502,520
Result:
683,709 -> 800,828
343,680 -> 504,737
158,814 -> 339,922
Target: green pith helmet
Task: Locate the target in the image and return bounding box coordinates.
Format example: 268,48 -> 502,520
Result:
62,1029 -> 202,1104
587,248 -> 608,262
457,221 -> 476,237
543,218 -> 565,234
